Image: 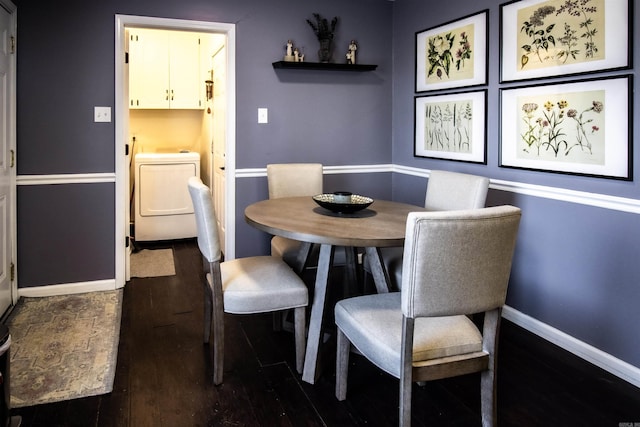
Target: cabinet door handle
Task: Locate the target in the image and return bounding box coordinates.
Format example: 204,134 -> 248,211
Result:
171,89 -> 174,101
165,89 -> 169,101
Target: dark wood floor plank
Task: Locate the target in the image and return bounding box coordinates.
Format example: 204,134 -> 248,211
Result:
497,321 -> 640,426
222,315 -> 293,426
260,362 -> 327,426
126,281 -> 164,427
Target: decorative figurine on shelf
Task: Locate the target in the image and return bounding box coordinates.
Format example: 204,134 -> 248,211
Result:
294,48 -> 300,62
348,40 -> 357,64
306,13 -> 338,63
284,39 -> 295,62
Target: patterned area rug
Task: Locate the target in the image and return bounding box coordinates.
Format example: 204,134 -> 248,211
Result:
6,290 -> 123,408
130,248 -> 176,278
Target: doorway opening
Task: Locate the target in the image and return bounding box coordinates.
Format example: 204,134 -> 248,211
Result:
115,15 -> 236,287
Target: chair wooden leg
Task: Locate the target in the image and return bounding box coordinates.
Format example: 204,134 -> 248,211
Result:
400,317 -> 415,427
212,303 -> 224,385
335,328 -> 350,401
209,263 -> 225,386
480,370 -> 497,427
481,309 -> 500,427
293,307 -> 306,374
203,281 -> 212,344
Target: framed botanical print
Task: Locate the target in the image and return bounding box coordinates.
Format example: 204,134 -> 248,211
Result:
414,90 -> 487,164
415,10 -> 488,92
500,0 -> 631,82
500,75 -> 631,179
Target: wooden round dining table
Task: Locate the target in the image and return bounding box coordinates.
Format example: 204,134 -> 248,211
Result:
245,196 -> 424,246
245,196 -> 427,384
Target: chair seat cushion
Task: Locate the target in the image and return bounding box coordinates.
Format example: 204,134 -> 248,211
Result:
217,256 -> 308,314
335,292 -> 483,378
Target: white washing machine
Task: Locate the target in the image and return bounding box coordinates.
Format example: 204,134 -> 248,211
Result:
134,151 -> 201,241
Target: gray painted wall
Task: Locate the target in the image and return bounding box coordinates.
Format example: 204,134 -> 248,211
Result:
17,183 -> 115,286
12,0 -> 640,374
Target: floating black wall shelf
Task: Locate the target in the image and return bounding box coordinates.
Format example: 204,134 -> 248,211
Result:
272,61 -> 377,71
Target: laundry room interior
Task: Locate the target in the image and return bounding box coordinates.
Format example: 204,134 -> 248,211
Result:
128,27 -> 227,257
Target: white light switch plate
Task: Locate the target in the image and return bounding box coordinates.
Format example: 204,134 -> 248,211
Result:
258,108 -> 268,124
94,106 -> 111,122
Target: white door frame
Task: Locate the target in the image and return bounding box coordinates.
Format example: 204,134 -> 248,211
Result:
114,15 -> 236,288
0,0 -> 17,315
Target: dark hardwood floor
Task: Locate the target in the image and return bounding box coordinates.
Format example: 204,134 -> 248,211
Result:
11,239 -> 640,426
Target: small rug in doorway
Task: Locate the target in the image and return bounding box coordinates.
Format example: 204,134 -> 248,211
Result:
130,248 -> 175,278
6,290 -> 123,408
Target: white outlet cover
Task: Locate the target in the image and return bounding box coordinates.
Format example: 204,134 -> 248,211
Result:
94,106 -> 111,122
258,108 -> 268,124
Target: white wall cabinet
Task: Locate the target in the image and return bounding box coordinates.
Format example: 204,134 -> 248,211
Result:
129,29 -> 202,109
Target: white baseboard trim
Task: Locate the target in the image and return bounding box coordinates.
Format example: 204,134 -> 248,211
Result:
17,279 -> 117,298
502,305 -> 640,389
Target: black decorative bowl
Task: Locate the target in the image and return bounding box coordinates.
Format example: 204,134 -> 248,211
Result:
312,193 -> 374,214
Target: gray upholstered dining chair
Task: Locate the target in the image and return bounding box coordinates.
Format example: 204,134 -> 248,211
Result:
267,163 -> 324,270
365,170 -> 490,291
335,205 -> 521,426
188,177 -> 308,385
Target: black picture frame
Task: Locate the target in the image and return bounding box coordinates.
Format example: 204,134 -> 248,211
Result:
500,0 -> 632,83
415,10 -> 488,92
414,89 -> 487,164
499,75 -> 632,180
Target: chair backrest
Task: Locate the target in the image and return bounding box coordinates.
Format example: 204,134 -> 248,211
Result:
401,205 -> 521,319
267,163 -> 323,199
424,170 -> 489,211
187,177 -> 222,263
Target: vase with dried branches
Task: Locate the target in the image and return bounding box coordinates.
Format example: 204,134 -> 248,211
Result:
306,13 -> 338,63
